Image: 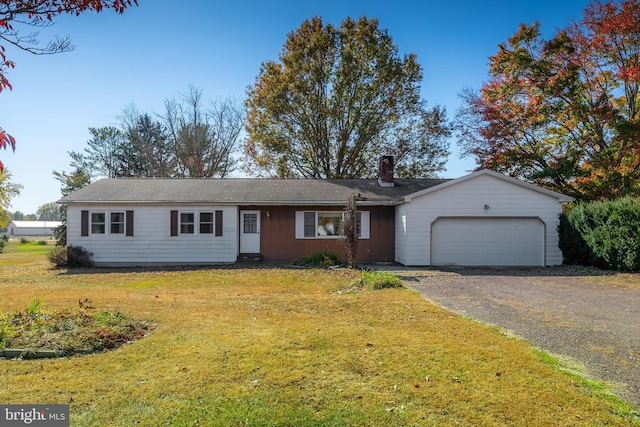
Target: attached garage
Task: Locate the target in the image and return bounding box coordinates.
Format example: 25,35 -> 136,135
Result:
431,217 -> 544,266
395,169 -> 573,267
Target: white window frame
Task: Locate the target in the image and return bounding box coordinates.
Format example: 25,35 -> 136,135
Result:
110,211 -> 125,234
90,212 -> 106,235
199,211 -> 214,234
90,210 -> 130,236
175,210 -> 220,236
180,212 -> 195,234
295,210 -> 370,239
243,212 -> 258,234
316,211 -> 342,237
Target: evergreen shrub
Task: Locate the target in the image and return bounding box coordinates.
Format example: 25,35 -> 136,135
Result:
559,197 -> 640,271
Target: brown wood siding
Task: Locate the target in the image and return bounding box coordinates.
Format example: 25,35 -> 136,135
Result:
252,205 -> 395,263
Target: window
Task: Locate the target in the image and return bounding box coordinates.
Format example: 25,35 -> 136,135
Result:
200,212 -> 214,234
243,213 -> 258,234
303,212 -> 315,237
82,210 -> 133,236
316,212 -> 342,237
110,212 -> 125,234
302,212 -> 342,238
91,212 -> 106,234
296,211 -> 370,239
180,212 -> 195,234
171,210 -> 223,236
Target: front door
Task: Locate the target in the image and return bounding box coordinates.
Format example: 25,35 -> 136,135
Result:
240,210 -> 261,254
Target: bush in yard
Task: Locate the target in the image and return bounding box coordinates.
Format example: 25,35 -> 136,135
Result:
48,245 -> 94,268
558,213 -> 604,268
351,270 -> 403,290
559,197 -> 640,271
293,252 -> 340,267
67,245 -> 94,268
48,246 -> 67,267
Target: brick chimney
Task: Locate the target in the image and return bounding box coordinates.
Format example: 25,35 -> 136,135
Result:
378,156 -> 394,187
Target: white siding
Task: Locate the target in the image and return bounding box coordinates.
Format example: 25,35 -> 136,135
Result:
67,205 -> 238,266
398,173 -> 565,266
394,204 -> 408,265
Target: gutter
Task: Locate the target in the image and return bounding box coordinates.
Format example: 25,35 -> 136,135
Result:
58,199 -> 405,207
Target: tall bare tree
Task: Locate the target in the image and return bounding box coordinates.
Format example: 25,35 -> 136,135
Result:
164,86 -> 243,178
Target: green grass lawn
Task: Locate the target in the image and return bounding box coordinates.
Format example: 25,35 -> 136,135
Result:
0,239 -> 55,264
0,242 -> 638,426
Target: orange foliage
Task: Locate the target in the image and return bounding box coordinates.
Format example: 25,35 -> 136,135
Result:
456,0 -> 640,200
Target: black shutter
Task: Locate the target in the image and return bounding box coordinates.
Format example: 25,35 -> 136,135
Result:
81,210 -> 89,236
126,210 -> 134,236
170,210 -> 178,236
215,210 -> 223,236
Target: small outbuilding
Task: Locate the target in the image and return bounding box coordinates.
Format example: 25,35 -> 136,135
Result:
7,221 -> 62,237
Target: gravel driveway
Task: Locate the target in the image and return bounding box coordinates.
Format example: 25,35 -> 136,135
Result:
389,266 -> 640,410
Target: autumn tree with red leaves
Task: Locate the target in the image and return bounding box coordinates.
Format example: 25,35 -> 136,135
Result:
456,0 -> 640,200
0,0 -> 137,171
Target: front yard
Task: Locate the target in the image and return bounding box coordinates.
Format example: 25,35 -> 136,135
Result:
0,242 -> 637,426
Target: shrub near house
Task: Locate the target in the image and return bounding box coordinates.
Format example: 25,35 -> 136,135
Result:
559,197 -> 640,271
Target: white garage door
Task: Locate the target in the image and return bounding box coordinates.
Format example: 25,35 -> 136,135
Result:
431,217 -> 544,266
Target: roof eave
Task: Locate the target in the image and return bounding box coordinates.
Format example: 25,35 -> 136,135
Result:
403,169 -> 574,202
59,199 -> 402,206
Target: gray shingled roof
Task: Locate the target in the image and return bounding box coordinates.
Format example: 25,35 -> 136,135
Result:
58,178 -> 450,206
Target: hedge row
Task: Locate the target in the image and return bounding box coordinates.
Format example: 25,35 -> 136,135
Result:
558,197 -> 640,271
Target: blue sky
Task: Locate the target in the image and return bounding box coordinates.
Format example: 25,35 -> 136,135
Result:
1,0 -> 590,214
